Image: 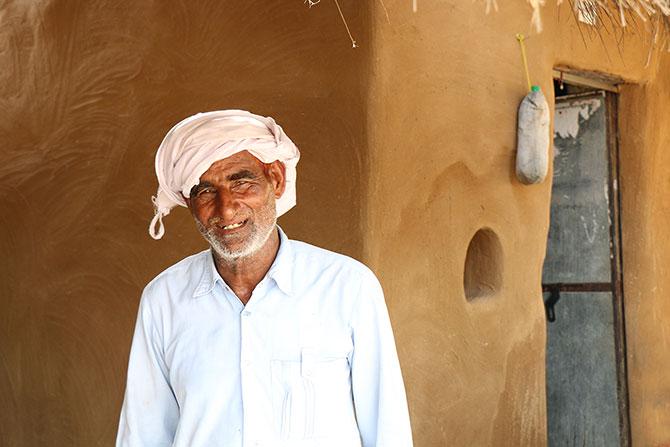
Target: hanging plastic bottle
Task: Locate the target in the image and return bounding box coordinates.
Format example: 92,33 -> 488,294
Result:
516,85 -> 550,184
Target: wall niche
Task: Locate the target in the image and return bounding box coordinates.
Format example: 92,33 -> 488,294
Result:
463,228 -> 503,301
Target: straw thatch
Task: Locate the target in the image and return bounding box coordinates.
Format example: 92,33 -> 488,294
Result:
529,0 -> 670,49
311,0 -> 670,52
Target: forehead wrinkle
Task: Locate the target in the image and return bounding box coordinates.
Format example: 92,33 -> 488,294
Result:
202,151 -> 265,180
227,169 -> 258,181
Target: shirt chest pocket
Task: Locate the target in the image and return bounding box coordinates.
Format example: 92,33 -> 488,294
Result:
270,348 -> 358,441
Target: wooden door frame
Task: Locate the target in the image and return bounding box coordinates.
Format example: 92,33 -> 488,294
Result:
604,91 -> 632,446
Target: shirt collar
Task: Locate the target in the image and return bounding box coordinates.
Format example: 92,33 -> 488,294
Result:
267,226 -> 294,296
193,225 -> 293,298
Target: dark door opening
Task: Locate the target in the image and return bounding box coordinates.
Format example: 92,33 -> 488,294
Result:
542,81 -> 631,446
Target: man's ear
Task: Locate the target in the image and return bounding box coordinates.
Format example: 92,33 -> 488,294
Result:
266,161 -> 287,199
183,193 -> 193,210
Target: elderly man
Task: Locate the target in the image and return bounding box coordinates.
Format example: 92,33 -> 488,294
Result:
116,110 -> 412,447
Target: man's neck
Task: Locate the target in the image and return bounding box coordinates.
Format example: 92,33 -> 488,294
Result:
212,228 -> 280,305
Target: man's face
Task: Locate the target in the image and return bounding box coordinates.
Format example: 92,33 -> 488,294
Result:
185,151 -> 286,261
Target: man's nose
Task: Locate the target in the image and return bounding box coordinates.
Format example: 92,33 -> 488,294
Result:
214,190 -> 241,220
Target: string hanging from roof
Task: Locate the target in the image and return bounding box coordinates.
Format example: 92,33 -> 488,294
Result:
305,0 -> 357,48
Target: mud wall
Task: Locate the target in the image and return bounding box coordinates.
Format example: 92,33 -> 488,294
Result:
0,1 -> 367,445
617,61 -> 670,445
365,0 -> 668,445
2,0 -> 669,445
365,3 -> 553,444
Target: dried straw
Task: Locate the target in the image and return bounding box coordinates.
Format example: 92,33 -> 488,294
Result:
519,0 -> 670,53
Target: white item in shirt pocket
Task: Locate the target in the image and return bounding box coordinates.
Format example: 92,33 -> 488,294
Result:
270,348 -> 360,444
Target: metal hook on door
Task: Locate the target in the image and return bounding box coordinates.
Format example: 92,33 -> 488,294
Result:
544,285 -> 561,322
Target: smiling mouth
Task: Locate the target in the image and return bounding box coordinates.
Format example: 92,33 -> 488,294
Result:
220,219 -> 247,230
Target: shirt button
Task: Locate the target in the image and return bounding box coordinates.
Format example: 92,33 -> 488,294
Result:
242,310 -> 251,317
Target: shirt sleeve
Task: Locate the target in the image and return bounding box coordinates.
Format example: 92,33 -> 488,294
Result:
116,288 -> 179,447
350,271 -> 413,447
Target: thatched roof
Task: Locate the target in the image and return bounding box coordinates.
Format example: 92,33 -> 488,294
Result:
312,0 -> 670,51
526,0 -> 670,49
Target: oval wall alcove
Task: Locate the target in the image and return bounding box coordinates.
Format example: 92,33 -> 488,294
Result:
463,228 -> 504,301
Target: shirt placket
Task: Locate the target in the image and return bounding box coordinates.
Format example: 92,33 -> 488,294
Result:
240,280 -> 271,447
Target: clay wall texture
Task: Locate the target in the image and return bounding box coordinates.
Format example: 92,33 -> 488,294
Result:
0,1 -> 367,445
618,67 -> 670,445
1,0 -> 669,446
365,1 -> 669,445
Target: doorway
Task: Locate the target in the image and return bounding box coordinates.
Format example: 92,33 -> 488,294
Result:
542,77 -> 630,446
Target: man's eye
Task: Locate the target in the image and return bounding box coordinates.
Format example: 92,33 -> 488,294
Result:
196,188 -> 215,197
233,181 -> 251,190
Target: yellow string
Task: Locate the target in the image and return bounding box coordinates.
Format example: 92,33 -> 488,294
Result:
516,34 -> 532,92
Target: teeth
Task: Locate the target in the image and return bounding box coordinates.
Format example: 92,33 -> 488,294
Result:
223,221 -> 244,230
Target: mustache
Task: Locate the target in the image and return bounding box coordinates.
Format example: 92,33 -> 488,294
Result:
206,216 -> 245,227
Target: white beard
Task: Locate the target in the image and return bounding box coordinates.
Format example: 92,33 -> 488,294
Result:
195,195 -> 277,263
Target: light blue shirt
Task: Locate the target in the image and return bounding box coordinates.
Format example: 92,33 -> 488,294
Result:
116,228 -> 412,447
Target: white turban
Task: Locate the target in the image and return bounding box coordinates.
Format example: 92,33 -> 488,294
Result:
149,110 -> 300,240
